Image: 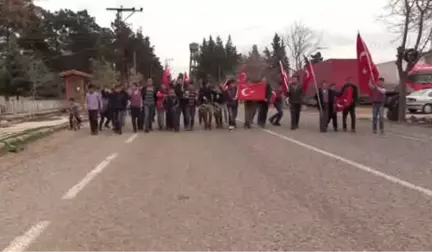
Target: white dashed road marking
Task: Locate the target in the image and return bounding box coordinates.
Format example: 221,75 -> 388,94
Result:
125,133 -> 138,143
2,221 -> 50,252
62,153 -> 118,200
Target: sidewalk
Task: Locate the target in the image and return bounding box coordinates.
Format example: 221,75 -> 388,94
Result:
0,116 -> 68,140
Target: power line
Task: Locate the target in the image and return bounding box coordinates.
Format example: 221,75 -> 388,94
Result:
106,5 -> 143,83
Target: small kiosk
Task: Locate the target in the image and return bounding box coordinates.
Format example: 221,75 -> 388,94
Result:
59,70 -> 92,108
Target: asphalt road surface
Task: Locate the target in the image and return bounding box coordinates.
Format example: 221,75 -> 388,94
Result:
1,108 -> 432,251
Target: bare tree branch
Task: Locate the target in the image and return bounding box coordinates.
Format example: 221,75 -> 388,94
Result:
381,0 -> 432,122
285,21 -> 321,71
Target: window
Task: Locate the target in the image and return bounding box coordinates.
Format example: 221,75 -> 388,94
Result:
428,92 -> 432,97
410,89 -> 430,96
407,74 -> 432,83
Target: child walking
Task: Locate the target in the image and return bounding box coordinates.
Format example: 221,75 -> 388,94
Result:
156,85 -> 167,130
164,88 -> 180,132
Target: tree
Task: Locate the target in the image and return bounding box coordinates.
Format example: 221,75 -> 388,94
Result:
0,40 -> 30,99
383,0 -> 432,121
262,33 -> 290,87
26,55 -> 53,98
285,21 -> 321,71
244,44 -> 266,82
90,58 -> 119,88
1,4 -> 163,99
195,35 -> 240,83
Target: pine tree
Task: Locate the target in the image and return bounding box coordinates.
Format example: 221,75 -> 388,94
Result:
224,35 -> 240,77
195,35 -> 240,83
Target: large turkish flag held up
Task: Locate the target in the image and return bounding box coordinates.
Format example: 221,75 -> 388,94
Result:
237,82 -> 266,101
356,33 -> 380,96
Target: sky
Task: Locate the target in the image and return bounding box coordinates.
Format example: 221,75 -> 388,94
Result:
36,0 -> 405,76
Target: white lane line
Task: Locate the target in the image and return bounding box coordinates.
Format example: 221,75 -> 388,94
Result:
62,153 -> 118,200
2,221 -> 50,252
262,128 -> 432,198
125,133 -> 138,143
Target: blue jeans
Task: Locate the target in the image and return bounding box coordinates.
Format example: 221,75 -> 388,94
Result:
372,102 -> 384,132
144,104 -> 155,130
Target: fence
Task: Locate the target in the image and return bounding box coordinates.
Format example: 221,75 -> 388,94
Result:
0,97 -> 66,115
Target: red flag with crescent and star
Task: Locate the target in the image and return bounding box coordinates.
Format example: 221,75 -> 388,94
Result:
357,32 -> 380,96
236,82 -> 266,101
302,58 -> 314,93
162,64 -> 171,88
335,87 -> 353,112
279,61 -> 289,93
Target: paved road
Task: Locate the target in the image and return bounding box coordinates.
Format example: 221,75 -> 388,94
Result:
1,109 -> 432,251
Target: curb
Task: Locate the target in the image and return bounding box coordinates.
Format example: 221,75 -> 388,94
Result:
0,122 -> 69,154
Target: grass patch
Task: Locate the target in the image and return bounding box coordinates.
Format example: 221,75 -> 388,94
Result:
0,124 -> 67,154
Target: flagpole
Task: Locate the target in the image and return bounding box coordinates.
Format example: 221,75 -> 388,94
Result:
305,55 -> 323,113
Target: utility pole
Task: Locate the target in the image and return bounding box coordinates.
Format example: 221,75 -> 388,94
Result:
106,6 -> 143,85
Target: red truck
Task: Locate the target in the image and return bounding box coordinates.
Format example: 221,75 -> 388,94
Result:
298,59 -> 432,120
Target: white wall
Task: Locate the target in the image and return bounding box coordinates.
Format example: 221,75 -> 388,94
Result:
0,97 -> 66,115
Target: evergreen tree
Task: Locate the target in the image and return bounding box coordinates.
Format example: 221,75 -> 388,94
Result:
195,35 -> 240,83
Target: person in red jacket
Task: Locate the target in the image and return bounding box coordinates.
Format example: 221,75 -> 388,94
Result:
156,85 -> 167,130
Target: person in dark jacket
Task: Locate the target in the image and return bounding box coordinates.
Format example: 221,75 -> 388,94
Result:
198,81 -> 214,129
109,84 -> 129,134
174,74 -> 189,129
212,85 -> 225,128
269,85 -> 284,126
340,77 -> 359,132
164,87 -> 180,131
257,81 -> 272,128
118,84 -> 129,128
99,89 -> 111,131
185,83 -> 198,130
316,81 -> 339,132
287,75 -> 303,130
225,79 -> 238,130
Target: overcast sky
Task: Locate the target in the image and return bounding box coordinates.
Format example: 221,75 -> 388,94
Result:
36,0 -> 404,76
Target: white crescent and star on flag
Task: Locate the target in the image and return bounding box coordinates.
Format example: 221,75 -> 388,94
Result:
241,87 -> 255,97
358,50 -> 369,75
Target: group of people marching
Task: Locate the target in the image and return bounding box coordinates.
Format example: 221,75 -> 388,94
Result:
68,73 -> 387,135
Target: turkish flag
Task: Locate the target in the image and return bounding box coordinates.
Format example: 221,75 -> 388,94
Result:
302,59 -> 314,93
335,86 -> 353,112
237,82 -> 266,101
357,33 -> 379,96
279,61 -> 289,93
162,65 -> 171,88
184,72 -> 189,84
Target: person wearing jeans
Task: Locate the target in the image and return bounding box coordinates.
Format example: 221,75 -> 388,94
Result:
142,78 -> 156,132
85,84 -> 102,135
269,87 -> 284,126
129,83 -> 143,132
224,80 -> 238,130
186,84 -> 197,130
156,85 -> 167,130
369,77 -> 386,134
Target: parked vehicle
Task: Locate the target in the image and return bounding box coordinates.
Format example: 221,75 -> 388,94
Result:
377,62 -> 432,120
405,88 -> 432,114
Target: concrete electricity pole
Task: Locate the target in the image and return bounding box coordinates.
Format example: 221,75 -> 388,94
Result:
106,6 -> 143,84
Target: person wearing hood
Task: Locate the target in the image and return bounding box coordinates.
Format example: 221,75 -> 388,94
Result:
174,73 -> 189,129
